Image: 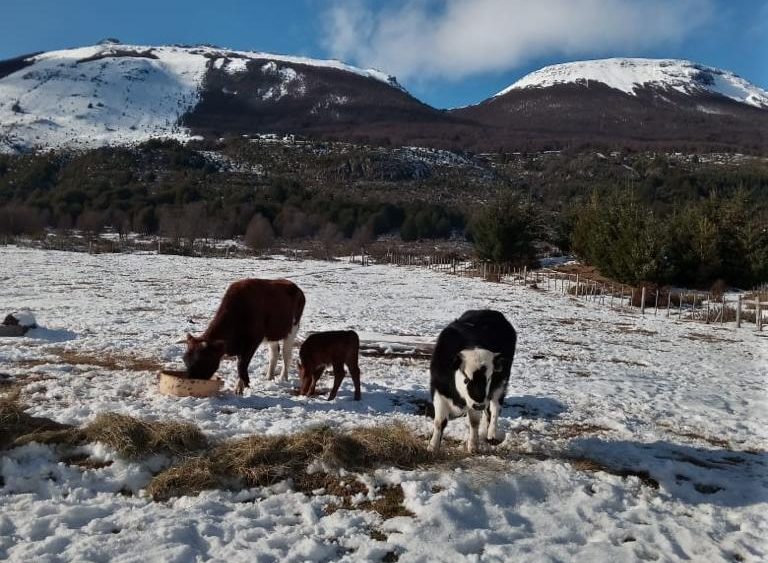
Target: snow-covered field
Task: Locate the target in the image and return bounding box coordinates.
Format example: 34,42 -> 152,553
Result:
0,247 -> 766,562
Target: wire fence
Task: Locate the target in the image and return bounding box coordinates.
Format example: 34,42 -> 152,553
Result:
352,250 -> 766,332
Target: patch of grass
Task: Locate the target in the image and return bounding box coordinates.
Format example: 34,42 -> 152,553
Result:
17,347 -> 163,372
566,456 -> 659,489
147,422 -> 453,502
555,423 -> 611,439
347,423 -> 435,470
368,529 -> 388,542
145,457 -> 220,501
683,332 -> 738,344
614,324 -> 657,336
325,484 -> 413,520
606,357 -> 647,367
0,387 -> 76,450
661,426 -> 730,449
83,413 -> 208,459
359,485 -> 414,519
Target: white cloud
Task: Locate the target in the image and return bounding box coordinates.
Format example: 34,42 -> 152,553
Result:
322,0 -> 713,81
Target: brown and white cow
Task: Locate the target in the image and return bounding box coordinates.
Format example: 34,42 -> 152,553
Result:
184,279 -> 305,394
298,330 -> 361,401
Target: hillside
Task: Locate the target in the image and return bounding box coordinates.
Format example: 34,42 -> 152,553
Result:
2,47 -> 768,153
0,42 -> 455,154
452,59 -> 768,152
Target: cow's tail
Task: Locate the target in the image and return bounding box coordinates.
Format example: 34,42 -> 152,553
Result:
293,288 -> 306,327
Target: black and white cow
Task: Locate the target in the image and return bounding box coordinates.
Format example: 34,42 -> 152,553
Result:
428,309 -> 517,453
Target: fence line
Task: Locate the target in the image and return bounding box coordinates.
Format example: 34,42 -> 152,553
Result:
7,237 -> 764,332
350,249 -> 765,333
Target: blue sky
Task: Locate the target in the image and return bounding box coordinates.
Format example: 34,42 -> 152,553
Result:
2,0 -> 766,109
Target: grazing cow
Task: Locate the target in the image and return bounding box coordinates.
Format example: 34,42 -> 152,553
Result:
298,330 -> 361,401
184,279 -> 305,394
428,309 -> 517,453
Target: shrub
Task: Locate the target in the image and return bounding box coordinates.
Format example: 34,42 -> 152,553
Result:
470,196 -> 538,265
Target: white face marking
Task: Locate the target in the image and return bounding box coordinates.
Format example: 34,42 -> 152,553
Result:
454,348 -> 497,409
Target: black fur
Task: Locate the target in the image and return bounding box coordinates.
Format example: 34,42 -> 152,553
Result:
430,309 -> 517,408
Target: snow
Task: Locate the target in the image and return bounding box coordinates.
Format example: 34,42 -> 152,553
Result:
0,246 -> 766,562
0,44 -> 402,153
496,58 -> 768,109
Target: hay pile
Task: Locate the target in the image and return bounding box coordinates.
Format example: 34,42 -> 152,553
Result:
146,422 -> 438,501
2,383 -> 449,504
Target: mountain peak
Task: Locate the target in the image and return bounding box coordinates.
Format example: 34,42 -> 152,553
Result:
495,58 -> 768,109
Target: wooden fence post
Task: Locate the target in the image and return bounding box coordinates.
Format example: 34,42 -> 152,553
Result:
666,291 -> 671,318
757,295 -> 762,331
736,295 -> 742,328
654,290 -> 659,316
705,294 -> 711,324
721,295 -> 725,325
640,287 -> 646,315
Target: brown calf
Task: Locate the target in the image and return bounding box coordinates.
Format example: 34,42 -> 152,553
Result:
298,330 -> 361,401
184,279 -> 305,394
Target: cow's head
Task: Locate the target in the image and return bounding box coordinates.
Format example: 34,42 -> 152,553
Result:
183,334 -> 226,379
297,361 -> 324,396
297,361 -> 309,395
453,348 -> 504,410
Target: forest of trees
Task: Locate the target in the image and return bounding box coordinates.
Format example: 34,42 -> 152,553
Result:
571,191 -> 767,289
1,139 -> 766,288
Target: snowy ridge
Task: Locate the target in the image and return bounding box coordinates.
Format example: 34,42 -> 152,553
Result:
496,58 -> 768,109
0,43 -> 402,153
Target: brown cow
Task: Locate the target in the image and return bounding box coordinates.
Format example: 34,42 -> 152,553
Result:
298,330 -> 361,401
184,279 -> 305,395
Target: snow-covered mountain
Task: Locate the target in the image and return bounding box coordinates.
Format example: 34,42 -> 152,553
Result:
495,58 -> 768,109
1,47 -> 767,153
0,42 -> 441,153
452,58 -> 768,151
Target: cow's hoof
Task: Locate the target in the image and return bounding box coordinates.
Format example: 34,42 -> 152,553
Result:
486,437 -> 503,446
235,381 -> 245,395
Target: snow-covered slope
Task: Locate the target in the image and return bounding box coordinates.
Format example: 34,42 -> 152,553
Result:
496,58 -> 768,109
0,247 -> 766,561
0,43 -> 402,153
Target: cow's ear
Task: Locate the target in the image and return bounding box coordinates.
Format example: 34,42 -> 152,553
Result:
186,333 -> 196,346
493,353 -> 505,372
451,353 -> 463,372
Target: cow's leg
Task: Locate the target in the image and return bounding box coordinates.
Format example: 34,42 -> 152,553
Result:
466,408 -> 482,453
280,323 -> 299,381
348,358 -> 361,401
428,393 -> 450,452
265,341 -> 279,380
236,346 -> 257,395
486,395 -> 502,443
309,366 -> 324,396
327,361 -> 345,400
